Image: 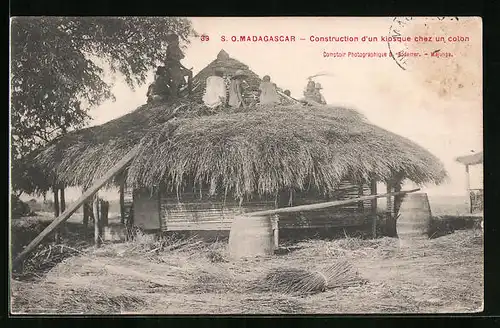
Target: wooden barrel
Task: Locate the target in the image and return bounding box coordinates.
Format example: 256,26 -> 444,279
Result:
228,215 -> 274,260
396,193 -> 432,240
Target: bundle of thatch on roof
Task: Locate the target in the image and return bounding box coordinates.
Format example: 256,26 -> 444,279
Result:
28,50 -> 447,198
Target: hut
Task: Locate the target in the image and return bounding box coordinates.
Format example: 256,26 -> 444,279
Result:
456,151 -> 483,214
28,50 -> 447,242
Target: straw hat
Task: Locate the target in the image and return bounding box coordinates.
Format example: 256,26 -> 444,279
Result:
232,70 -> 248,79
315,82 -> 323,89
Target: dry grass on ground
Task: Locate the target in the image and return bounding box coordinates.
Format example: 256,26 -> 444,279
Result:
11,228 -> 483,314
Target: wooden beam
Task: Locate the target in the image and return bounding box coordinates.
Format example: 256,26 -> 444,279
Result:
370,180 -> 378,238
245,188 -> 420,217
13,146 -> 140,267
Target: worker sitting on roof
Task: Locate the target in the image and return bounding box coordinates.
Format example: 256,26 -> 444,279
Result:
284,90 -> 291,97
258,75 -> 279,105
314,82 -> 327,105
165,32 -> 193,98
228,70 -> 248,108
147,66 -> 171,103
203,67 -> 227,109
303,80 -> 316,101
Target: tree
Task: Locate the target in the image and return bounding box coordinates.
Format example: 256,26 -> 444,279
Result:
10,17 -> 197,194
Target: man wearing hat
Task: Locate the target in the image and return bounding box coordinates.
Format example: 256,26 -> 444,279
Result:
203,67 -> 227,109
314,82 -> 327,105
165,32 -> 193,97
228,69 -> 248,108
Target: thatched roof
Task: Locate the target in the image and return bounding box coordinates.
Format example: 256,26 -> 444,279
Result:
456,151 -> 483,166
31,50 -> 448,198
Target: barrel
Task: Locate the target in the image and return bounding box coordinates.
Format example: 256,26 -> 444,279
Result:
396,192 -> 432,241
228,215 -> 274,260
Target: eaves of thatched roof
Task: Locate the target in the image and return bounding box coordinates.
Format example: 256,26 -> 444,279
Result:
30,50 -> 448,197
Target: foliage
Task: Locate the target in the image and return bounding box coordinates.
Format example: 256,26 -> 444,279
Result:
10,17 -> 197,192
11,194 -> 34,219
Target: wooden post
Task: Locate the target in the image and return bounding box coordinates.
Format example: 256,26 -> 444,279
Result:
245,188 -> 420,217
120,182 -> 126,224
271,215 -> 279,249
157,186 -> 163,231
13,146 -> 140,266
60,186 -> 66,212
465,164 -> 472,213
100,200 -> 109,227
94,195 -> 101,247
370,180 -> 378,238
465,164 -> 470,191
53,187 -> 60,244
83,201 -> 89,227
55,185 -> 66,244
357,184 -> 364,211
385,182 -> 396,237
393,181 -> 403,218
53,188 -> 60,217
386,182 -> 393,215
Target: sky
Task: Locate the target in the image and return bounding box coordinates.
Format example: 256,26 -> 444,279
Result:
21,17 -> 483,202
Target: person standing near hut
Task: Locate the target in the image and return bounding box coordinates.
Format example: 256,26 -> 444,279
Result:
228,70 -> 248,108
203,67 -> 227,109
258,75 -> 279,105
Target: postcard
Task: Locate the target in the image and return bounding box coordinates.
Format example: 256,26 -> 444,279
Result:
10,16 -> 482,314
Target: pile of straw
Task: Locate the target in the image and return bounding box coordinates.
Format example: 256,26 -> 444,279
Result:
255,260 -> 365,295
13,244 -> 83,280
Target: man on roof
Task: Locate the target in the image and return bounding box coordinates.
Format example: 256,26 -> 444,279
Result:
301,80 -> 323,105
314,82 -> 327,105
147,66 -> 171,104
203,67 -> 227,109
228,70 -> 248,108
165,32 -> 193,98
258,75 -> 279,105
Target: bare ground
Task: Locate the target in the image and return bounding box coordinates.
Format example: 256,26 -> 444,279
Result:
10,228 -> 483,314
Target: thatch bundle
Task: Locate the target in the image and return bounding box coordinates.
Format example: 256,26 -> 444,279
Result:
254,260 -> 365,295
29,50 -> 447,198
